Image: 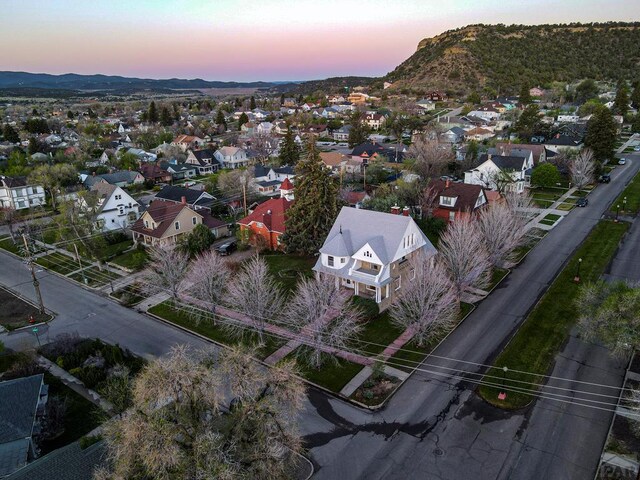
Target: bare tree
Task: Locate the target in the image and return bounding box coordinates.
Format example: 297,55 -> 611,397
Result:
142,244 -> 189,302
420,182 -> 440,219
217,169 -> 256,199
226,256 -> 283,342
438,218 -> 491,300
0,206 -> 18,242
100,345 -> 305,480
477,193 -> 534,269
285,275 -> 363,368
390,255 -> 459,346
406,134 -> 453,179
570,148 -> 596,190
187,250 -> 230,315
250,132 -> 279,165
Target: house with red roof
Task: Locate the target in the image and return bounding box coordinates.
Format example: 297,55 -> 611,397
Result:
237,191 -> 293,251
426,179 -> 490,223
131,198 -> 228,246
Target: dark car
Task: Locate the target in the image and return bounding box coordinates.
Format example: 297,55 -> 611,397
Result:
598,174 -> 611,183
215,241 -> 237,256
576,197 -> 589,207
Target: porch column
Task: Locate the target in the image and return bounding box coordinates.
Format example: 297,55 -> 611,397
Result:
376,287 -> 381,303
354,282 -> 359,295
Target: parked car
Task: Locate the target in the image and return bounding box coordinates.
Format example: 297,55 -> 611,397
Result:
215,240 -> 237,256
634,146 -> 640,152
619,158 -> 627,165
576,197 -> 589,207
598,174 -> 611,183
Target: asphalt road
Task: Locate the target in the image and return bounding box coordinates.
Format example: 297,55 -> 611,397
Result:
1,154 -> 638,480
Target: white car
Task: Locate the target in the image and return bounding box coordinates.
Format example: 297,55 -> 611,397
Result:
619,158 -> 627,165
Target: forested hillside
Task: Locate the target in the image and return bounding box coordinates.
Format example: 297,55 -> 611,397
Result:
386,22 -> 640,95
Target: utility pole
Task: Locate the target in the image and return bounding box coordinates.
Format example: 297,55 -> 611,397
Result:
22,234 -> 45,314
73,243 -> 87,285
242,182 -> 248,217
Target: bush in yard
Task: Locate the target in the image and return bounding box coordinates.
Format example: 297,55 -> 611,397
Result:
531,163 -> 561,188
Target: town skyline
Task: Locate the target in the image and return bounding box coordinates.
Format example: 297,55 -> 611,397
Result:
1,0 -> 639,82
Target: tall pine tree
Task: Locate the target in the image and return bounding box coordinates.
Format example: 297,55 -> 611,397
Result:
238,112 -> 249,130
160,106 -> 173,126
250,96 -> 256,110
348,111 -> 369,148
281,140 -> 338,255
613,80 -> 629,116
2,124 -> 20,144
215,109 -> 227,131
280,128 -> 300,165
631,81 -> 640,110
584,105 -> 617,162
148,101 -> 159,123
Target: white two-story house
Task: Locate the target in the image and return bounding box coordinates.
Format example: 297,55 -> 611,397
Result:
313,207 -> 436,311
0,176 -> 46,210
88,183 -> 141,231
464,153 -> 533,194
214,146 -> 249,169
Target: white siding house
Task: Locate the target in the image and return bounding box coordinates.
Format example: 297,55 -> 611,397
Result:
0,176 -> 46,210
214,147 -> 249,169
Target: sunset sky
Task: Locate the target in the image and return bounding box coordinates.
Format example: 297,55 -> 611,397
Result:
1,0 -> 639,82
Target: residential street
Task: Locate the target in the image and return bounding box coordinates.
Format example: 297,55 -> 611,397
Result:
0,155 -> 638,480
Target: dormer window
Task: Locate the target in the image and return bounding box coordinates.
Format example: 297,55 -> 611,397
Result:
192,217 -> 197,225
440,196 -> 456,207
328,256 -> 334,267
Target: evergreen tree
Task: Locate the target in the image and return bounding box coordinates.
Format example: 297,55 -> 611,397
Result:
2,124 -> 20,144
67,110 -> 74,119
215,109 -> 227,129
280,93 -> 285,105
147,101 -> 159,123
250,96 -> 256,110
584,105 -> 617,162
613,80 -> 629,116
280,128 -> 300,165
160,106 -> 173,126
575,79 -> 598,103
631,82 -> 640,110
172,103 -> 180,121
631,114 -> 640,134
281,140 -> 338,255
347,111 -> 369,148
519,84 -> 532,105
238,112 -> 249,129
234,97 -> 241,108
28,137 -> 39,155
514,104 -> 541,141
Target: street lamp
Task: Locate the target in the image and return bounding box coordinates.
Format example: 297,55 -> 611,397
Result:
623,196 -> 627,213
574,257 -> 583,283
615,204 -> 620,222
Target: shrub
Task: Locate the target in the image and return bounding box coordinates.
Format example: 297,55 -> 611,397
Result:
79,434 -> 102,450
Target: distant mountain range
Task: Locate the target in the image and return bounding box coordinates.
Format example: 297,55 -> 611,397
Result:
384,21 -> 640,95
0,71 -> 277,92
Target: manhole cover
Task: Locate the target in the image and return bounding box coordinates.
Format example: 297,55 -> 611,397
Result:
434,448 -> 444,456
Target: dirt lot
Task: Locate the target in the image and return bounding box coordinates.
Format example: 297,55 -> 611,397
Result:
0,286 -> 50,330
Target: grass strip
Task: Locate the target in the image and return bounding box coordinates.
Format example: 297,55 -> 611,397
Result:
478,220 -> 628,408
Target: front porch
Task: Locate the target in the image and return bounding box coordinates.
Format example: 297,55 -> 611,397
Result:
339,277 -> 392,311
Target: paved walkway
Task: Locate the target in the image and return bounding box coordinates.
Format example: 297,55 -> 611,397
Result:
525,187 -> 577,231
37,355 -> 115,413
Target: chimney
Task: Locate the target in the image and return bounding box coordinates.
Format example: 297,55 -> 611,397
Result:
445,179 -> 451,189
402,206 -> 410,217
181,196 -> 186,205
92,171 -> 96,176
391,205 -> 400,215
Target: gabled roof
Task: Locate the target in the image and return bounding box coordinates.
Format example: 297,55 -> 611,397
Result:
280,177 -> 294,190
237,197 -> 293,234
0,176 -> 28,189
495,142 -> 546,159
155,185 -> 208,205
131,201 -> 193,239
428,179 -> 485,212
318,207 -> 435,264
84,171 -> 141,187
478,154 -> 527,171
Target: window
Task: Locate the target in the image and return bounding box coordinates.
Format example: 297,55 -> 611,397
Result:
118,206 -> 125,215
440,196 -> 455,206
328,256 -> 334,267
192,217 -> 197,225
449,211 -> 456,222
144,220 -> 149,228
175,221 -> 180,230
115,194 -> 122,200
363,251 -> 372,258
395,275 -> 402,291
341,257 -> 346,264
410,268 -> 416,280
365,284 -> 376,291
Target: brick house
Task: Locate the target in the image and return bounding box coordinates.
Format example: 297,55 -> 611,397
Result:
426,179 -> 489,223
237,193 -> 293,251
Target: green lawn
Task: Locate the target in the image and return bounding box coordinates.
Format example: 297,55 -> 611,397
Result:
538,219 -> 555,226
543,213 -> 561,221
110,248 -> 149,271
70,267 -> 121,287
355,309 -> 404,357
488,268 -> 509,291
262,254 -> 316,293
0,236 -> 22,255
478,221 -> 629,409
289,347 -> 365,393
0,286 -> 50,330
613,170 -> 640,215
36,252 -> 89,275
39,373 -> 104,455
148,301 -> 284,360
